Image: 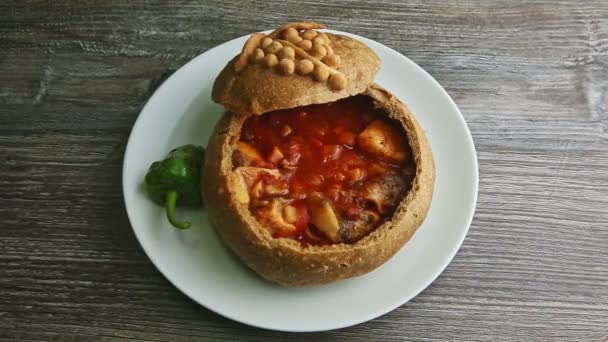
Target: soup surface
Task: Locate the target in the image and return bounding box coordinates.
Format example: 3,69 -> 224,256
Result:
232,96 -> 415,245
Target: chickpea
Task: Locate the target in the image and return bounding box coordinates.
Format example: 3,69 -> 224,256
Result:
263,53 -> 279,68
311,45 -> 327,59
320,32 -> 331,45
266,41 -> 283,54
279,58 -> 295,75
278,46 -> 295,60
313,65 -> 330,82
328,73 -> 347,91
283,27 -> 298,40
297,39 -> 312,51
301,29 -> 318,40
251,48 -> 265,63
296,59 -> 314,75
312,35 -> 326,46
322,54 -> 341,68
325,44 -> 334,56
261,37 -> 273,49
286,33 -> 303,44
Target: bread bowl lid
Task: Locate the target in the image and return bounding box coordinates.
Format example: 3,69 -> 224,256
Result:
212,22 -> 381,115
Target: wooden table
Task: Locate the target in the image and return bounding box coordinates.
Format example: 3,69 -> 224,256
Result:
2,1 -> 607,341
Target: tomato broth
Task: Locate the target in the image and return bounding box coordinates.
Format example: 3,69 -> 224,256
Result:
234,96 -> 415,245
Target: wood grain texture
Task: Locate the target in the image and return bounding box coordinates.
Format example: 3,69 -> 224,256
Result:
1,0 -> 607,341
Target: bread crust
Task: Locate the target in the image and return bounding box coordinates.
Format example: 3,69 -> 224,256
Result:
202,84 -> 435,287
212,33 -> 380,115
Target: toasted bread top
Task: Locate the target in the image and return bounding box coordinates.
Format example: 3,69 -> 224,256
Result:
212,22 -> 380,115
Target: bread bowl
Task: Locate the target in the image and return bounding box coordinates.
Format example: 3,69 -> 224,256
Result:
202,22 -> 435,287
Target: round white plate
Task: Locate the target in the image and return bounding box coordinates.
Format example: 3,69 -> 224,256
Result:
123,30 -> 478,332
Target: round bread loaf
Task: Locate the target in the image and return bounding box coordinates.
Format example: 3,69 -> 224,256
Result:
202,84 -> 435,286
212,22 -> 381,115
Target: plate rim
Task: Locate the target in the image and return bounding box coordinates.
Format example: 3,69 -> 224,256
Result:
122,29 -> 479,332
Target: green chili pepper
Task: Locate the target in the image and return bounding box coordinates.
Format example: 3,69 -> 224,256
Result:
145,144 -> 204,229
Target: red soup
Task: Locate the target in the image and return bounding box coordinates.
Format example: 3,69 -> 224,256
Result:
232,96 -> 415,245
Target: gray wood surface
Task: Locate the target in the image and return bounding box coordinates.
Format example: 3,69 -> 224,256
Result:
1,1 -> 607,341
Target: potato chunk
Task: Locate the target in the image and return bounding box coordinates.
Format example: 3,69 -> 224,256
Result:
252,198 -> 296,235
307,192 -> 341,242
234,141 -> 265,166
230,167 -> 281,204
357,120 -> 408,163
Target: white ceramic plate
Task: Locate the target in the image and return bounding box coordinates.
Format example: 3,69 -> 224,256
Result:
123,30 -> 478,332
